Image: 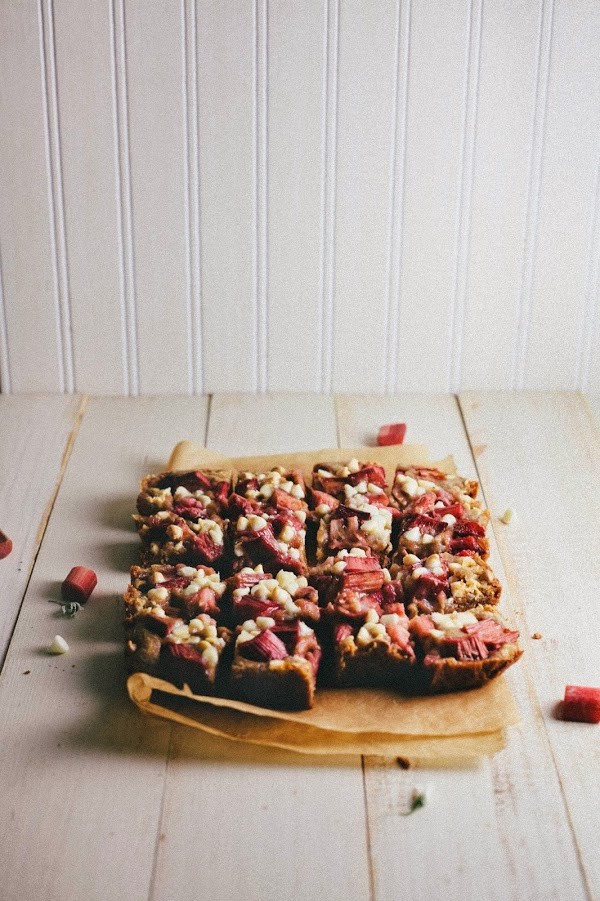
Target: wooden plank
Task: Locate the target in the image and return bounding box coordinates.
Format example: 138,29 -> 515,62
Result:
0,396 -> 210,901
461,0 -> 541,390
197,0 -> 256,392
0,395 -> 81,666
337,395 -> 588,901
267,0 -> 325,391
0,0 -> 63,392
331,0 -> 399,393
459,391 -> 600,898
150,393 -> 371,901
125,0 -> 191,395
52,0 -> 125,394
584,393 -> 600,426
523,1 -> 600,389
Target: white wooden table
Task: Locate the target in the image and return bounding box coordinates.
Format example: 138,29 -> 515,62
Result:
0,392 -> 598,901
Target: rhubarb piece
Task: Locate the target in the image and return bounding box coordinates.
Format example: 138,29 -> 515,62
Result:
233,467 -> 307,514
134,512 -> 229,569
561,685 -> 600,724
409,607 -> 522,693
227,567 -> 320,627
136,469 -> 231,518
230,618 -> 321,710
377,423 -> 407,446
309,550 -> 386,608
332,608 -> 415,688
312,459 -> 388,502
0,529 -> 13,560
62,566 -> 97,605
125,562 -> 226,624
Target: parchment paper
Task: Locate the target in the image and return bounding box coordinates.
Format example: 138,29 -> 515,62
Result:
127,441 -> 521,764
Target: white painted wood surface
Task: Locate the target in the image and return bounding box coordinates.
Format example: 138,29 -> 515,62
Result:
459,391 -> 600,899
1,2 -> 600,395
337,395 -> 590,901
0,397 -> 209,901
0,391 -> 598,901
0,395 -> 81,665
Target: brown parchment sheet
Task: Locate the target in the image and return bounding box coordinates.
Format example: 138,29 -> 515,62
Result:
128,441 -> 521,763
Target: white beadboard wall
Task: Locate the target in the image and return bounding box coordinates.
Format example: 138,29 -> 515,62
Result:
0,0 -> 599,395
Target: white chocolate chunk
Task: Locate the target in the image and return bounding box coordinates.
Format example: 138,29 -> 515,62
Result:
48,635 -> 69,654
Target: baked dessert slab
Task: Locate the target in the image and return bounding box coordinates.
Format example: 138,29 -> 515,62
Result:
233,466 -> 308,514
225,566 -> 320,627
315,502 -> 393,565
134,511 -> 230,569
393,552 -> 501,617
312,459 -> 388,501
136,468 -> 231,518
125,614 -> 231,696
331,608 -> 415,687
409,607 -> 522,693
230,617 -> 321,709
231,509 -> 308,575
125,562 -> 226,622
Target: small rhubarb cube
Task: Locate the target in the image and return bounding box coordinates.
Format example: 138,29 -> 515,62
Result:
62,566 -> 97,604
377,423 -> 407,446
0,529 -> 12,560
562,685 -> 600,724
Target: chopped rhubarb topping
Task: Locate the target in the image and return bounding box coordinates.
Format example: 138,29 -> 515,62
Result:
138,613 -> 183,638
562,685 -> 600,724
342,569 -> 386,592
270,488 -> 304,511
191,532 -> 224,564
348,464 -> 387,488
342,555 -> 381,573
334,623 -> 354,642
453,520 -> 486,537
464,618 -> 519,648
408,615 -> 436,639
238,629 -> 289,662
386,623 -> 413,652
309,488 -> 339,510
232,597 -> 281,622
377,423 -> 407,446
441,634 -> 489,661
172,497 -> 208,519
332,588 -> 383,620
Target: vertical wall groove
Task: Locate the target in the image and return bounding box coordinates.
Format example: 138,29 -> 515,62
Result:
319,0 -> 339,393
0,242 -> 10,393
449,0 -> 483,392
109,0 -> 129,395
182,0 -> 203,395
255,0 -> 269,393
577,153 -> 600,390
385,0 -> 411,395
514,0 -> 554,389
39,0 -> 74,393
110,0 -> 139,396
